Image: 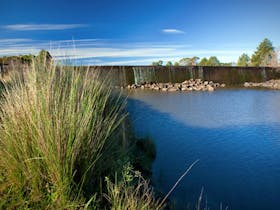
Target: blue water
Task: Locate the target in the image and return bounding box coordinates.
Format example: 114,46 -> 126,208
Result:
127,89 -> 280,210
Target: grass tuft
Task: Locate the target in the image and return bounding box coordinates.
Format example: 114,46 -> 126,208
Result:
0,57 -> 161,209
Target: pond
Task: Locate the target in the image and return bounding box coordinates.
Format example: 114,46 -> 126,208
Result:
127,89 -> 280,210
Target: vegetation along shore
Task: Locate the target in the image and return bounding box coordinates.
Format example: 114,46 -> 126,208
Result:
0,52 -> 164,209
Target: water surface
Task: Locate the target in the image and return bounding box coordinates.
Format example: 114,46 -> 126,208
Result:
127,89 -> 280,210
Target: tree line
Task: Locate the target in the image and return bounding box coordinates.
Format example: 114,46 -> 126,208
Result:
152,38 -> 279,67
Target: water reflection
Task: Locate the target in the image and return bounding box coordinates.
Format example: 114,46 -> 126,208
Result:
127,89 -> 280,210
128,89 -> 280,128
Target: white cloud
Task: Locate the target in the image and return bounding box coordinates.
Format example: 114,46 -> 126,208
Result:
162,29 -> 185,34
51,48 -> 249,61
3,24 -> 88,31
99,57 -> 183,66
0,38 -> 33,43
0,38 -> 254,64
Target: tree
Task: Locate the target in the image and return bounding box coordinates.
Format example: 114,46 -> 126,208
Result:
207,56 -> 220,66
166,61 -> 173,67
190,56 -> 199,65
174,62 -> 180,66
199,57 -> 208,66
179,56 -> 199,66
152,60 -> 163,66
36,50 -> 52,64
179,57 -> 191,66
237,53 -> 250,66
20,54 -> 35,63
220,62 -> 233,66
251,38 -> 275,66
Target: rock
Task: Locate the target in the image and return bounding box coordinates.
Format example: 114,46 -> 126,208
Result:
174,83 -> 180,88
182,84 -> 188,89
126,79 -> 228,92
273,84 -> 280,89
243,80 -> 280,89
221,84 -> 226,88
207,86 -> 214,91
244,82 -> 250,87
168,87 -> 177,92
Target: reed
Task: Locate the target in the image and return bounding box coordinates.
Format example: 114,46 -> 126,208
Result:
0,56 -> 161,209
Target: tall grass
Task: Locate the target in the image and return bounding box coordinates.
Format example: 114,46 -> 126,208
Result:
0,57 -> 161,209
104,164 -> 161,210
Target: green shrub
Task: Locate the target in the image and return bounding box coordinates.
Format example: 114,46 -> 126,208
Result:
0,58 -> 161,209
104,163 -> 161,210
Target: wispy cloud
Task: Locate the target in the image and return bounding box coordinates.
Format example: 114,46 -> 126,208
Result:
0,38 -> 253,65
0,38 -> 33,43
99,57 -> 182,66
3,24 -> 88,31
162,28 -> 185,34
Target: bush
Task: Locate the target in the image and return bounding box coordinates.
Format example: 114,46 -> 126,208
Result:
0,58 -> 161,209
104,164 -> 161,210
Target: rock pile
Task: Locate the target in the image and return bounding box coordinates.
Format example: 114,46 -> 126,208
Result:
244,80 -> 280,89
127,79 -> 226,92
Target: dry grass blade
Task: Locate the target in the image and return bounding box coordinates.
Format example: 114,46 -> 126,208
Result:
197,187 -> 204,210
157,159 -> 200,209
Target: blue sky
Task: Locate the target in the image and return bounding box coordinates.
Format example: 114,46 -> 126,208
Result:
1,0 -> 280,65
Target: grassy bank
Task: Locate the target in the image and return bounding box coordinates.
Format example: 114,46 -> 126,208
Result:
0,56 -> 162,209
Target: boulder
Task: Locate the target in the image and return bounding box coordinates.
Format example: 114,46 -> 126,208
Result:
126,79 -> 228,92
207,86 -> 214,91
244,82 -> 250,87
168,87 -> 177,92
145,84 -> 150,88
